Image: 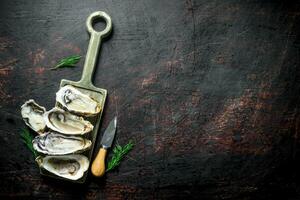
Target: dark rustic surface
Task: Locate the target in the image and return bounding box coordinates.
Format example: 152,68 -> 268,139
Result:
0,0 -> 300,199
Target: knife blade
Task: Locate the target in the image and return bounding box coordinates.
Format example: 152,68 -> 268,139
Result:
91,117 -> 117,177
101,116 -> 117,149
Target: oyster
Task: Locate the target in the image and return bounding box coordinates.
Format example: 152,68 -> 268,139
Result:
44,107 -> 93,135
21,99 -> 46,134
56,85 -> 101,115
33,132 -> 92,155
36,154 -> 89,180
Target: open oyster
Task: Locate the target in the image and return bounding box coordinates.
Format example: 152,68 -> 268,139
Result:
44,107 -> 93,135
21,99 -> 46,134
56,85 -> 101,115
33,132 -> 92,155
36,154 -> 89,180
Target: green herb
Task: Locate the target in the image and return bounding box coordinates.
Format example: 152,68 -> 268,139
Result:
20,128 -> 37,158
51,55 -> 81,70
106,140 -> 134,172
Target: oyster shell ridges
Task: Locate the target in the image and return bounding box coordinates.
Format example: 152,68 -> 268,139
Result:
44,107 -> 94,135
56,85 -> 101,116
33,132 -> 92,155
36,154 -> 89,180
21,99 -> 46,134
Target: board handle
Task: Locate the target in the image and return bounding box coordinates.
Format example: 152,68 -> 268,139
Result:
79,11 -> 112,87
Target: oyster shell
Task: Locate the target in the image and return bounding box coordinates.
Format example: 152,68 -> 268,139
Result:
56,85 -> 101,115
36,154 -> 89,180
33,132 -> 92,155
21,99 -> 46,134
44,107 -> 93,135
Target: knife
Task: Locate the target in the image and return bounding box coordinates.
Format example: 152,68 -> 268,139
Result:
91,117 -> 117,177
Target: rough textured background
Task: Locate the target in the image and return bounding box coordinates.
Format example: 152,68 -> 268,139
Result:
0,0 -> 300,199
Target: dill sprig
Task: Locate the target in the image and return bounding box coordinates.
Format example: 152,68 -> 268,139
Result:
20,128 -> 37,158
106,140 -> 134,172
51,55 -> 81,70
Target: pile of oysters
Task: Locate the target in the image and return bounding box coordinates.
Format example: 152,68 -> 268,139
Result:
21,85 -> 101,180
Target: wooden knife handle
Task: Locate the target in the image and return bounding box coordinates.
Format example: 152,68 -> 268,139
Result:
91,148 -> 107,177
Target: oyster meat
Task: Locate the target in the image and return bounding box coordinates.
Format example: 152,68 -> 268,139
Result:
44,107 -> 93,135
21,99 -> 46,134
36,154 -> 89,180
56,85 -> 101,115
33,132 -> 92,155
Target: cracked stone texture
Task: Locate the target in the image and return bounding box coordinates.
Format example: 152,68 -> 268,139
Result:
0,0 -> 300,199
